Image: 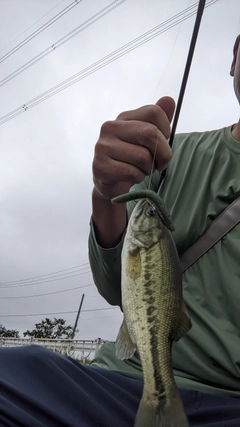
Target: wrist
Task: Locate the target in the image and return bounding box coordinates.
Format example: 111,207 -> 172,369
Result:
92,186 -> 127,248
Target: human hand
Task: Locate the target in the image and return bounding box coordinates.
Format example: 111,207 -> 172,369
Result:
92,96 -> 175,201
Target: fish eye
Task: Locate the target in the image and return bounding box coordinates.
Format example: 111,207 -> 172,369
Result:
146,206 -> 156,217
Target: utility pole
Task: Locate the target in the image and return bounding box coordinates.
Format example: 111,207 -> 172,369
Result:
71,293 -> 85,339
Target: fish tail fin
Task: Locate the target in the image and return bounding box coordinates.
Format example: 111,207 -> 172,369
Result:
134,391 -> 189,427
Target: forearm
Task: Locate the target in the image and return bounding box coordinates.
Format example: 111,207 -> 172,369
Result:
88,216 -> 124,306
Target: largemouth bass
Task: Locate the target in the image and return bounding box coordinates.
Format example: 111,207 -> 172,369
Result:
112,189 -> 191,427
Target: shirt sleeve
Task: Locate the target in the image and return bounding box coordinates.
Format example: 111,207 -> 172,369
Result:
88,218 -> 126,306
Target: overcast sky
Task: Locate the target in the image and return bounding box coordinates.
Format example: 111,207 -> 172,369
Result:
0,0 -> 239,342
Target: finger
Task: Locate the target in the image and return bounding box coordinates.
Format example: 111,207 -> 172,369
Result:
94,137 -> 153,177
93,154 -> 146,190
100,120 -> 172,170
116,103 -> 171,140
155,96 -> 175,124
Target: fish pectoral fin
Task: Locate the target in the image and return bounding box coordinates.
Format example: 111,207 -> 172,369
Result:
115,318 -> 136,360
126,247 -> 141,279
173,307 -> 192,342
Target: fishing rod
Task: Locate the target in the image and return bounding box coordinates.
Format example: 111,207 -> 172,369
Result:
160,0 -> 206,184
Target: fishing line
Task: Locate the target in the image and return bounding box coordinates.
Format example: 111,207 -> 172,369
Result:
148,142 -> 158,190
151,0 -> 193,104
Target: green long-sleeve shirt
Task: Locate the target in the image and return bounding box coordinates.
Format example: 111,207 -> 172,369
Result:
89,125 -> 240,397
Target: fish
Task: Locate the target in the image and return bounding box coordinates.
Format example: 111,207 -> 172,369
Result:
111,189 -> 191,427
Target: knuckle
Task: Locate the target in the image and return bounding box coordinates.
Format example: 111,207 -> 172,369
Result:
92,156 -> 102,176
137,147 -> 152,168
116,109 -> 131,120
163,147 -> 172,163
147,105 -> 171,138
100,120 -> 116,137
128,169 -> 144,184
94,137 -> 107,155
92,156 -> 109,182
164,126 -> 171,140
93,141 -> 109,172
146,104 -> 162,122
157,146 -> 172,171
141,124 -> 159,143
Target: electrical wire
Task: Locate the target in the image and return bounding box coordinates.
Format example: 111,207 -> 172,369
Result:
0,0 -> 126,88
0,0 -> 67,53
0,267 -> 91,287
0,263 -> 90,285
80,314 -> 122,321
0,307 -> 118,318
0,0 -> 219,126
0,0 -> 83,63
1,313 -> 121,324
0,269 -> 92,289
0,283 -> 94,299
0,311 -> 78,318
82,307 -> 118,313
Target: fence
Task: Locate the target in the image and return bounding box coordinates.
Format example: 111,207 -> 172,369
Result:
0,337 -> 107,362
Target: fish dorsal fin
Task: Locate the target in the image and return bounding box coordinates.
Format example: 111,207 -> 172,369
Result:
115,318 -> 136,360
173,305 -> 192,342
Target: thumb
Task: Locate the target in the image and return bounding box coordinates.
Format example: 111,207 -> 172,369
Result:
155,96 -> 175,124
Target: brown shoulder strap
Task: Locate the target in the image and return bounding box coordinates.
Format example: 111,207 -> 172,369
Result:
180,196 -> 240,273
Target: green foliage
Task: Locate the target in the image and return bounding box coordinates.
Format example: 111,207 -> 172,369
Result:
0,324 -> 19,338
23,317 -> 77,339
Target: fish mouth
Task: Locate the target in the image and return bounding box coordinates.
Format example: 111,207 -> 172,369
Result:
111,189 -> 175,231
133,199 -> 157,222
134,199 -> 147,218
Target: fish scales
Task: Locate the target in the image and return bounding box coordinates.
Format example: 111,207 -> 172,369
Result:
112,190 -> 191,427
122,218 -> 181,400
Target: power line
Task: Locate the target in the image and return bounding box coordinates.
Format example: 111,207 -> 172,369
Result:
0,283 -> 94,299
0,311 -> 78,318
1,0 -> 217,122
0,0 -> 218,126
0,0 -> 126,88
0,0 -> 67,53
0,262 -> 90,285
82,307 -> 118,313
1,313 -> 121,324
0,0 -> 82,63
80,314 -> 121,321
0,267 -> 91,287
0,307 -> 117,318
0,269 -> 92,289
84,294 -> 103,298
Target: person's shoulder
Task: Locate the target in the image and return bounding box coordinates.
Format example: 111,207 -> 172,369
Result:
175,126 -> 229,141
173,126 -> 231,149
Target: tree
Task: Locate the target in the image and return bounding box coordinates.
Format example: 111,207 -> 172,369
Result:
23,317 -> 76,339
0,324 -> 19,338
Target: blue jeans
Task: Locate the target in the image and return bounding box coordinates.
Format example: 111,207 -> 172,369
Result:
0,345 -> 239,426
